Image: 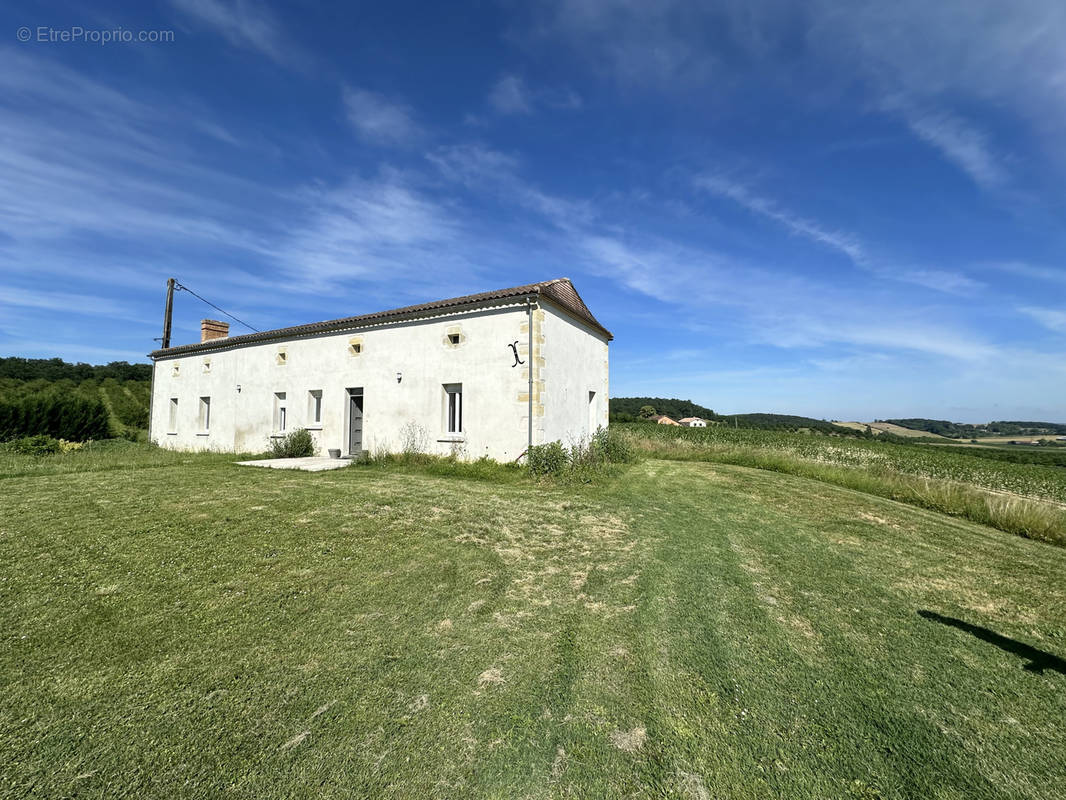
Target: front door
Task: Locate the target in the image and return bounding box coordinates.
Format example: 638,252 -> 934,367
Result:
347,389 -> 363,455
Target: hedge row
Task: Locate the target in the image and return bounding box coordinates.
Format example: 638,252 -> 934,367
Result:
0,393 -> 111,442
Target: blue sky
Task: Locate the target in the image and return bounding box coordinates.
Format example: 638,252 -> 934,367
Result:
2,0 -> 1065,421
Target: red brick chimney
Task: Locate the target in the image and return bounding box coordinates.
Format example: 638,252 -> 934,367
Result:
200,319 -> 229,343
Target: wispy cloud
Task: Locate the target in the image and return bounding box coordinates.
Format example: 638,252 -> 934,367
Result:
520,0 -> 1064,181
276,171 -> 468,294
0,286 -> 125,316
695,174 -> 866,264
897,269 -> 985,295
695,174 -> 985,295
0,50 -> 277,249
169,0 -> 296,64
519,0 -> 717,87
342,87 -> 422,146
986,261 -> 1066,285
423,145 -> 1003,363
901,108 -> 1008,188
803,0 -> 1066,136
488,74 -> 532,114
0,339 -> 154,363
487,74 -> 581,115
1019,306 -> 1066,333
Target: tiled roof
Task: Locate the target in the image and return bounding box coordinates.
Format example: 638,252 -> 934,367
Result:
150,277 -> 611,358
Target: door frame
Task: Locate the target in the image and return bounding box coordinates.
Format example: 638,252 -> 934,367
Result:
346,387 -> 364,456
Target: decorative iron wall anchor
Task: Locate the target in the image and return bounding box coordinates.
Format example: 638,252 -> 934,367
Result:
508,341 -> 525,367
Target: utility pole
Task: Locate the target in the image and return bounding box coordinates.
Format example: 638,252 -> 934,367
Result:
161,277 -> 175,349
527,296 -> 534,453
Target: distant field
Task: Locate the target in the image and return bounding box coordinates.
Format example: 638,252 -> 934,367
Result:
974,435 -> 1057,444
834,421 -> 948,439
2,443 -> 1064,798
621,424 -> 1066,545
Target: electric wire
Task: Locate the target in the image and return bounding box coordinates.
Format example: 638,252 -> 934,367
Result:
173,281 -> 260,333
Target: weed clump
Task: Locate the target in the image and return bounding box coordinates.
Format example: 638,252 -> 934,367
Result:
527,427 -> 634,480
1,435 -> 85,456
268,428 -> 316,458
528,441 -> 569,476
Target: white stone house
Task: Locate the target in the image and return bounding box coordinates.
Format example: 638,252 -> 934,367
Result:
148,279 -> 611,461
679,417 -> 707,428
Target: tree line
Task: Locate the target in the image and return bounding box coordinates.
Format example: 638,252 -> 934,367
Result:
883,418 -> 1066,438
0,357 -> 151,382
0,393 -> 111,442
609,397 -> 718,423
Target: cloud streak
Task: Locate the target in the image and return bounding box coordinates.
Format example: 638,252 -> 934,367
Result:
695,174 -> 867,264
901,109 -> 1009,188
487,73 -> 582,115
169,0 -> 298,65
488,74 -> 532,114
1019,306 -> 1066,334
342,87 -> 423,146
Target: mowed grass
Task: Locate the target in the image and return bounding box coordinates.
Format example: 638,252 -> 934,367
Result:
2,451 -> 1065,799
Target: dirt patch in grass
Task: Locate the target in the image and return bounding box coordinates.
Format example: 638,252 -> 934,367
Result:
610,726 -> 647,752
477,668 -> 504,686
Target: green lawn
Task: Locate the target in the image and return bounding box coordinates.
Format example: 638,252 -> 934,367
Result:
2,450 -> 1064,798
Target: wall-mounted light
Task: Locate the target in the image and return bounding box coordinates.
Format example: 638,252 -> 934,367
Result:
396,372 -> 403,383
236,384 -> 242,393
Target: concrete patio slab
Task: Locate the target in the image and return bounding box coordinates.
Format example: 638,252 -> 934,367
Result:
236,457 -> 351,472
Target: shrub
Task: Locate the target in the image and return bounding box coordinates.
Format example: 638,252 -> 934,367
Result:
268,428 -> 316,458
527,441 -> 569,476
590,426 -> 633,464
119,427 -> 144,443
4,435 -> 62,455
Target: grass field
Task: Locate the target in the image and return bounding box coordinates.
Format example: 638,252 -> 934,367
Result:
834,422 -> 949,439
2,444 -> 1065,798
622,424 -> 1066,545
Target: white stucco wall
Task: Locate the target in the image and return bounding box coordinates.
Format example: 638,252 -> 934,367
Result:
538,303 -> 610,446
149,298 -> 610,461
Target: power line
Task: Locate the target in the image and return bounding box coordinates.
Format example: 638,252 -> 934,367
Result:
173,281 -> 260,333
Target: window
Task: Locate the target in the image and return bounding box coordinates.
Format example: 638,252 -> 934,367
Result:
448,333 -> 460,345
445,383 -> 463,434
276,349 -> 287,365
171,363 -> 180,377
588,390 -> 597,435
198,396 -> 211,432
274,392 -> 287,432
202,358 -> 211,373
168,398 -> 178,432
308,390 -> 322,426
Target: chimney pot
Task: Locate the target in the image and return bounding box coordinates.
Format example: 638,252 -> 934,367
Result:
201,319 -> 229,343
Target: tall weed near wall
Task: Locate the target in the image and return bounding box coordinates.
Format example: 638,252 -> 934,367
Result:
527,427 -> 635,480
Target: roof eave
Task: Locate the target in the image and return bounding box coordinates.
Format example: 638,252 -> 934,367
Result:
149,278 -> 612,358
